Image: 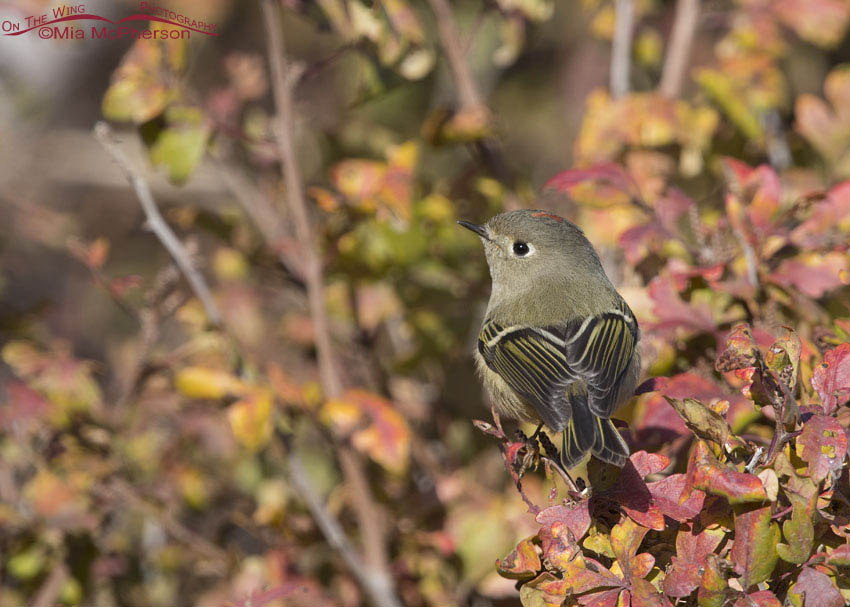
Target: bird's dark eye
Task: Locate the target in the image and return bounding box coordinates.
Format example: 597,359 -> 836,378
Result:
513,242 -> 530,256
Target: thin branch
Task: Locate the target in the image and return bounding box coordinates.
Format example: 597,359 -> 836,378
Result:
610,0 -> 634,98
425,0 -> 520,192
30,563 -> 69,607
731,222 -> 760,290
764,110 -> 792,171
659,0 -> 700,98
260,3 -> 401,607
93,122 -> 223,327
260,0 -> 340,397
214,158 -> 302,279
744,446 -> 764,473
426,0 -> 485,112
93,479 -> 229,570
287,451 -> 397,606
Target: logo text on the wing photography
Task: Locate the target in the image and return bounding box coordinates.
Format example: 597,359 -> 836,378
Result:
1,2 -> 220,39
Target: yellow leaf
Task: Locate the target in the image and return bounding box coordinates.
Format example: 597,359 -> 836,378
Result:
253,478 -> 289,525
213,247 -> 249,281
176,467 -> 208,509
228,390 -> 274,451
319,397 -> 362,434
175,366 -> 244,399
320,389 -> 411,474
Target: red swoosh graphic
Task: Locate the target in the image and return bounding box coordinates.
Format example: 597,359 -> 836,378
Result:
3,12 -> 219,36
4,13 -> 112,35
117,14 -> 218,36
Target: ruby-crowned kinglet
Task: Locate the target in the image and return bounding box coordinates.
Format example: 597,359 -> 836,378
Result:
459,210 -> 640,469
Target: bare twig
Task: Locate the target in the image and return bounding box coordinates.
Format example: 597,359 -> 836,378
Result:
744,446 -> 764,473
424,0 -> 523,193
426,0 -> 485,112
31,562 -> 69,607
659,0 -> 700,98
764,110 -> 792,171
214,159 -> 302,279
611,0 -> 635,98
731,224 -> 760,290
541,455 -> 581,495
260,3 -> 400,607
94,480 -> 229,570
287,452 -> 397,606
260,0 -> 340,397
93,122 -> 223,327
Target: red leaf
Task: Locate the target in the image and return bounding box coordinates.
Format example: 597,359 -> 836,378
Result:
769,252 -> 849,298
790,566 -> 844,607
630,451 -> 669,477
536,501 -> 592,542
826,544 -> 850,567
722,157 -> 758,186
545,162 -> 642,201
647,474 -> 705,522
629,578 -> 672,607
722,160 -> 782,235
577,588 -> 622,607
617,189 -> 698,265
619,222 -> 668,265
791,180 -> 850,248
797,414 -> 847,482
656,189 -> 697,232
687,441 -> 768,504
734,590 -> 782,607
0,381 -> 51,428
647,275 -> 717,337
606,457 -> 665,530
663,524 -> 725,597
812,343 -> 850,413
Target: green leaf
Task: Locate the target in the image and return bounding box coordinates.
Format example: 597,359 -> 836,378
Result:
776,495 -> 815,564
149,124 -> 209,183
696,69 -> 764,142
101,38 -> 186,123
664,396 -> 742,449
731,505 -> 780,588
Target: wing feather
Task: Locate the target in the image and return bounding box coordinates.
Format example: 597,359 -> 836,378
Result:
563,301 -> 638,417
478,323 -> 575,432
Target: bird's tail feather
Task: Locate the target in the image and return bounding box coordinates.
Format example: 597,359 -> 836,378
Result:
559,398 -> 594,470
591,416 -> 629,467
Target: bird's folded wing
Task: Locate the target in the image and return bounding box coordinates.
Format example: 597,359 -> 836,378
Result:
563,302 -> 638,417
478,322 -> 575,431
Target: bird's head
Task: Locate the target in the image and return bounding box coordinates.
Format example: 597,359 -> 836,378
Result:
458,209 -> 606,294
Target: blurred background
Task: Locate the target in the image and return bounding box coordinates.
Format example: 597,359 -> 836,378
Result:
2,0 -> 850,605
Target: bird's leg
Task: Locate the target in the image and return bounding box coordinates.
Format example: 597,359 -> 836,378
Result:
490,403 -> 505,437
536,431 -> 583,497
541,458 -> 580,496
529,423 -> 544,441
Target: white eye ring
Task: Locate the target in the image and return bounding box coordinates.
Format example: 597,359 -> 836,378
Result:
511,241 -> 536,258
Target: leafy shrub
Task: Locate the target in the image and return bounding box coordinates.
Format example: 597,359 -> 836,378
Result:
3,0 -> 850,606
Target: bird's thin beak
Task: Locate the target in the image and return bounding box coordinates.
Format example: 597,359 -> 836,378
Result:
457,220 -> 491,241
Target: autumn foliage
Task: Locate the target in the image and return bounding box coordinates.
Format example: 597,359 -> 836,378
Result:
3,0 -> 850,606
494,161 -> 850,605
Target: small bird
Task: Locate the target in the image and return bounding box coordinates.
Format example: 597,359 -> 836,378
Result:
459,209 -> 640,469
